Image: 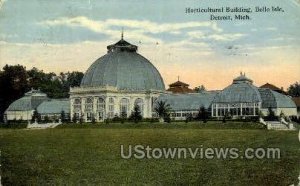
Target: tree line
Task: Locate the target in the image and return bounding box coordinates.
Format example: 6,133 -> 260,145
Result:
0,64 -> 84,122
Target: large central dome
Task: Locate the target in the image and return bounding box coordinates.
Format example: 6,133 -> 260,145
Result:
80,38 -> 165,91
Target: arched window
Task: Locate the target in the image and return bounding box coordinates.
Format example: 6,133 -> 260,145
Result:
120,98 -> 129,117
73,98 -> 81,113
134,98 -> 144,116
97,98 -> 105,111
97,97 -> 105,120
108,98 -> 114,118
85,98 -> 93,112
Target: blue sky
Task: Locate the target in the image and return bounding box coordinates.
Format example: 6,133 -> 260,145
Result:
0,0 -> 299,89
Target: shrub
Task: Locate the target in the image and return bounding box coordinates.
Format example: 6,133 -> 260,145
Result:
129,105 -> 143,123
185,113 -> 193,123
120,111 -> 127,124
196,106 -> 209,123
154,100 -> 171,119
265,107 -> 277,121
164,114 -> 171,123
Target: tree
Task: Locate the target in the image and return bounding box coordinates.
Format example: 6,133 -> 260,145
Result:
31,109 -> 41,123
0,64 -> 84,122
91,114 -> 96,124
44,115 -> 50,123
79,114 -> 84,124
196,106 -> 208,123
0,65 -> 29,122
185,113 -> 193,123
27,68 -> 66,98
287,82 -> 300,97
65,71 -> 84,88
154,100 -> 171,122
60,110 -> 66,123
129,105 -> 143,123
222,112 -> 230,123
164,113 -> 171,123
72,113 -> 78,123
266,107 -> 277,121
120,111 -> 127,124
194,85 -> 206,92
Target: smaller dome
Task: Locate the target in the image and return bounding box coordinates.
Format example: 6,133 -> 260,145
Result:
213,73 -> 260,103
5,90 -> 48,112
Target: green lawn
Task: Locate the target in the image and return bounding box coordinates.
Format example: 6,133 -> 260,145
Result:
0,122 -> 299,185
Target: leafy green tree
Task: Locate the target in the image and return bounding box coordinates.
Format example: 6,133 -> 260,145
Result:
60,110 -> 66,123
0,65 -> 29,122
222,112 -> 229,123
129,105 -> 143,123
164,113 -> 171,123
0,64 -> 84,122
194,85 -> 206,92
266,107 -> 277,121
65,71 -> 84,87
27,68 -> 65,98
44,115 -> 50,123
154,100 -> 171,121
72,113 -> 78,123
196,106 -> 208,123
287,82 -> 300,97
31,109 -> 41,123
120,111 -> 127,124
91,114 -> 96,124
185,113 -> 193,123
79,115 -> 84,124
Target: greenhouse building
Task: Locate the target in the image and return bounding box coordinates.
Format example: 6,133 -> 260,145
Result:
211,73 -> 297,118
3,36 -> 298,122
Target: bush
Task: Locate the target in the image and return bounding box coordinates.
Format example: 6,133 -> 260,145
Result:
91,116 -> 96,124
185,113 -> 193,123
0,123 -> 27,129
129,105 -> 143,123
196,106 -> 209,123
31,109 -> 41,123
291,116 -> 300,124
120,111 -> 127,124
265,107 -> 278,121
112,115 -> 121,122
105,119 -> 110,125
164,114 -> 171,123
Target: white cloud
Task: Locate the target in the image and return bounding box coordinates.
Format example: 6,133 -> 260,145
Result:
208,33 -> 245,41
38,16 -> 223,44
187,31 -> 245,41
40,16 -> 222,33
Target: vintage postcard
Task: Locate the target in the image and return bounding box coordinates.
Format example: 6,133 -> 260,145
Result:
0,0 -> 299,185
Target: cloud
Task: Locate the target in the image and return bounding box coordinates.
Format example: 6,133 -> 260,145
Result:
187,31 -> 245,41
40,16 -> 222,33
42,16 -> 104,32
38,16 -> 223,44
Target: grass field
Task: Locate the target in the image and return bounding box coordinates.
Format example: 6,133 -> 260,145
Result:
0,122 -> 299,185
